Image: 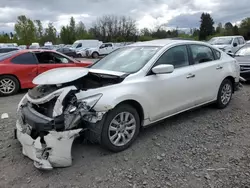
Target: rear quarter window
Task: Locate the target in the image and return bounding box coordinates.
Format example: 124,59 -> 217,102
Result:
213,49 -> 221,60
11,52 -> 37,64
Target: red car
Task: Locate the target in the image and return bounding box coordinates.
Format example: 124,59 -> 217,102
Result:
0,49 -> 92,96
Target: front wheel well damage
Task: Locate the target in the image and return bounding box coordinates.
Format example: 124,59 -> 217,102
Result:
116,100 -> 144,126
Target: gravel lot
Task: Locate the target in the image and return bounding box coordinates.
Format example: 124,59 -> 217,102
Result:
1,84 -> 250,188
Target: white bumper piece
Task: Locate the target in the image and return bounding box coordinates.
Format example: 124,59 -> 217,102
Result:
16,120 -> 82,170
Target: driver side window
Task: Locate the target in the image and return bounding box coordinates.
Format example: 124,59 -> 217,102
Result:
35,52 -> 70,64
154,45 -> 189,68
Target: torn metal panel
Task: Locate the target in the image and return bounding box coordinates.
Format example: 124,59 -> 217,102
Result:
17,117 -> 82,170
52,86 -> 77,117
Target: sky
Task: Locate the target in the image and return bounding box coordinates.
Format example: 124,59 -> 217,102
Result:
0,0 -> 249,33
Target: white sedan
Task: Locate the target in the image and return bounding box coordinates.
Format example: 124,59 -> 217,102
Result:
15,39 -> 240,169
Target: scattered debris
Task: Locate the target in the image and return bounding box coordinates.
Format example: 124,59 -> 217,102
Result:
156,155 -> 163,161
1,113 -> 9,119
142,168 -> 148,175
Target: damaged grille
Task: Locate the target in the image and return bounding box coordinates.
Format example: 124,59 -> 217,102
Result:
28,85 -> 59,99
31,97 -> 58,118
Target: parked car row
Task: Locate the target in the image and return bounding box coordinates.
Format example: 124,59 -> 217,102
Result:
13,39 -> 240,170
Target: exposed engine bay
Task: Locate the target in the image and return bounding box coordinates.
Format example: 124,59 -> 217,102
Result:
15,71 -> 126,170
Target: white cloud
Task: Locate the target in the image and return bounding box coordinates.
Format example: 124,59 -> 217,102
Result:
0,0 -> 249,32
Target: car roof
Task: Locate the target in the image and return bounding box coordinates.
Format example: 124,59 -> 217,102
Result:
19,49 -> 56,53
128,39 -> 209,47
211,36 -> 243,38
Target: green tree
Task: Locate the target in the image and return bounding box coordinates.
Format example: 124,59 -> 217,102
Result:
199,13 -> 214,40
60,26 -> 71,44
233,25 -> 239,35
216,22 -> 223,34
224,22 -> 233,35
75,21 -> 88,39
14,15 -> 36,44
43,22 -> 57,44
69,17 -> 76,42
239,18 -> 250,39
34,20 -> 43,42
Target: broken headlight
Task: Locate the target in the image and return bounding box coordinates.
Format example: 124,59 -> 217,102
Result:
79,93 -> 103,110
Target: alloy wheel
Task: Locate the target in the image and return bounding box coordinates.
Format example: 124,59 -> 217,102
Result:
0,78 -> 16,94
108,112 -> 136,147
221,83 -> 232,105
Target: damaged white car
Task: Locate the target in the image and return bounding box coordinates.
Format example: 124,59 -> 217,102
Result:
15,39 -> 240,170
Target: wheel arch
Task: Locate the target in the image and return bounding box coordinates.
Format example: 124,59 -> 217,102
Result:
0,74 -> 21,88
223,76 -> 235,93
115,99 -> 145,126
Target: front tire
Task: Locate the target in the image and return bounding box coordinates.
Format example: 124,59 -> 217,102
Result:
101,104 -> 140,152
216,79 -> 233,109
92,52 -> 99,58
0,75 -> 20,96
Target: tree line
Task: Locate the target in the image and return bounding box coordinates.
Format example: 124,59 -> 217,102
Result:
0,13 -> 250,45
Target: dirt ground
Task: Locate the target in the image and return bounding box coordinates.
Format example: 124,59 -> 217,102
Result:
1,85 -> 250,188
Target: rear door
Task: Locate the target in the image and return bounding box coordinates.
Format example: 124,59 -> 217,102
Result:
10,52 -> 38,88
188,44 -> 224,104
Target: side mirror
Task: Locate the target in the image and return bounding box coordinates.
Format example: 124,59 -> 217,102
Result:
227,52 -> 235,57
233,43 -> 238,47
152,64 -> 174,74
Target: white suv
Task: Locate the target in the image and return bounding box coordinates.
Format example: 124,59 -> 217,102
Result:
208,36 -> 245,53
16,39 -> 240,170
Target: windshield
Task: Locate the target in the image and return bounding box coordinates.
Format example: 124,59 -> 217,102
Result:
90,46 -> 160,73
235,45 -> 250,56
209,37 -> 233,45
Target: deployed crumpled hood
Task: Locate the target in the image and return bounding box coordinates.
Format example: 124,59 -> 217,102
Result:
33,67 -> 126,85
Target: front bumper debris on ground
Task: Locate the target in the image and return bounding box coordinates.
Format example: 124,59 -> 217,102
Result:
16,112 -> 82,170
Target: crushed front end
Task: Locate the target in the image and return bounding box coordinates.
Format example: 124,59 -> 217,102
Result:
15,84 -> 107,170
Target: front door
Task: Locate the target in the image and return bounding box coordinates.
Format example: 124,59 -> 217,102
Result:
144,45 -> 197,122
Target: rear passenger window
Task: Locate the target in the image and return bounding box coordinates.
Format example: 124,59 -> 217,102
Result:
154,45 -> 189,68
190,45 -> 215,64
11,52 -> 37,64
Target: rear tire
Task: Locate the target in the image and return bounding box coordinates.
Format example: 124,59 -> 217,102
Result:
100,104 -> 140,152
216,79 -> 233,109
0,75 -> 20,96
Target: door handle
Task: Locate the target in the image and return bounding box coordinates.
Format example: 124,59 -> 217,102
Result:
186,73 -> 195,79
216,65 -> 223,70
40,66 -> 46,68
